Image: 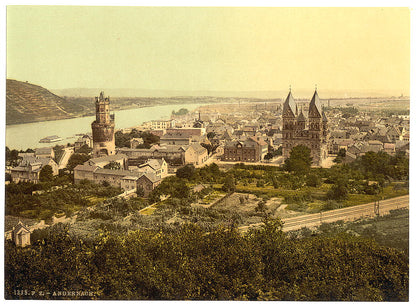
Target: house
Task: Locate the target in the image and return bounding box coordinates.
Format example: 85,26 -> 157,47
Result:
383,143 -> 396,156
137,173 -> 162,197
131,158 -> 169,178
74,164 -> 99,183
92,168 -> 139,187
386,126 -> 402,142
185,143 -> 209,165
85,154 -> 128,169
120,176 -> 140,192
160,131 -> 192,146
10,157 -> 59,183
35,147 -> 55,159
130,137 -> 144,149
250,136 -> 268,160
10,221 -> 31,247
150,120 -> 175,130
74,134 -> 93,151
118,145 -> 186,168
223,138 -> 263,162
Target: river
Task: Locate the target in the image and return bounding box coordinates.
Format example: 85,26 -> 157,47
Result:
6,103 -> 206,150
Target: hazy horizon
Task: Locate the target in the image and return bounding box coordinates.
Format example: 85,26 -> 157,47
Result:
50,86 -> 408,99
7,7 -> 410,96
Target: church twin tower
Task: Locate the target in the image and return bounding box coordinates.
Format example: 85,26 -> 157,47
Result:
282,89 -> 328,166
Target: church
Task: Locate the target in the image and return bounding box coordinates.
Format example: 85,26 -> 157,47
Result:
282,89 -> 329,166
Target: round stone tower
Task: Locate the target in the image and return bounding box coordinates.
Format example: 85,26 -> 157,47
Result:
91,91 -> 115,157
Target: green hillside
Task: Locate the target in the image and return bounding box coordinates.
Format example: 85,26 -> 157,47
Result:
6,79 -> 82,125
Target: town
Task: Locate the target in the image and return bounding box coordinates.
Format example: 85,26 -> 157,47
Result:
5,87 -> 410,300
5,88 -> 409,240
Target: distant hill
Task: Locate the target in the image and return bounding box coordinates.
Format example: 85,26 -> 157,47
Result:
7,79 -> 407,126
52,87 -> 405,99
6,79 -> 82,125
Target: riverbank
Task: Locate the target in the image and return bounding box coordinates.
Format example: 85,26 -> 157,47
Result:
5,102 -> 210,150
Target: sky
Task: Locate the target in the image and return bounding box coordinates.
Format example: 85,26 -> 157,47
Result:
6,6 -> 411,95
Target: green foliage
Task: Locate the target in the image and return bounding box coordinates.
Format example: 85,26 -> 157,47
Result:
264,147 -> 282,160
67,153 -> 91,171
176,164 -> 196,179
171,108 -> 189,116
5,218 -> 408,300
327,177 -> 349,201
264,153 -> 274,160
136,186 -> 145,197
284,145 -> 312,175
207,132 -> 216,139
255,200 -> 267,213
222,175 -> 236,193
115,130 -> 160,148
333,148 -> 346,163
5,181 -> 122,220
39,165 -> 54,182
5,147 -> 21,167
305,173 -> 322,187
149,177 -> 191,203
103,161 -> 121,170
75,144 -> 92,154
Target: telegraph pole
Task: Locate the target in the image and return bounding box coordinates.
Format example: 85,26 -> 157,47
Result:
374,199 -> 380,217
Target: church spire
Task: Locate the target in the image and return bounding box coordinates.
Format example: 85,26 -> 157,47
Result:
308,89 -> 322,118
283,88 -> 296,118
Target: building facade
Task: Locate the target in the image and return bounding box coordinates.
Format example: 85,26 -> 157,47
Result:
282,90 -> 329,166
10,157 -> 59,183
92,92 -> 115,157
222,137 -> 267,162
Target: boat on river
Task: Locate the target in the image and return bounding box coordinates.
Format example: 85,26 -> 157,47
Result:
39,135 -> 63,143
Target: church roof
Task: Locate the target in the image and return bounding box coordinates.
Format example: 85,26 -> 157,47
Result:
308,90 -> 322,118
297,109 -> 306,122
282,91 -> 296,118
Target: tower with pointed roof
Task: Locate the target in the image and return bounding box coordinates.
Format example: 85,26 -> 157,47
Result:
91,92 -> 116,157
282,89 -> 328,166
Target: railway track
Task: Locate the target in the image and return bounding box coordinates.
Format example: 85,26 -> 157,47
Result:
239,195 -> 409,232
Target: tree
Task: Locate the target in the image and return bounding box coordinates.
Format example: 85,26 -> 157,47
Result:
264,153 -> 274,160
222,176 -> 236,193
67,153 -> 91,171
104,161 -> 121,170
207,132 -> 216,140
255,200 -> 267,213
76,144 -> 92,154
284,145 -> 312,174
333,148 -> 346,163
172,108 -> 189,116
5,147 -> 20,166
327,177 -> 349,201
200,143 -> 213,155
176,164 -> 196,180
140,132 -> 160,146
305,173 -> 322,187
39,165 -> 54,182
136,186 -> 145,197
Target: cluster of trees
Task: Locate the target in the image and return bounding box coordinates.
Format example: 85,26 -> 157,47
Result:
5,180 -> 122,221
5,147 -> 35,167
67,153 -> 91,171
323,106 -> 359,118
171,108 -> 189,116
115,129 -> 159,148
281,145 -> 409,202
5,219 -> 408,300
